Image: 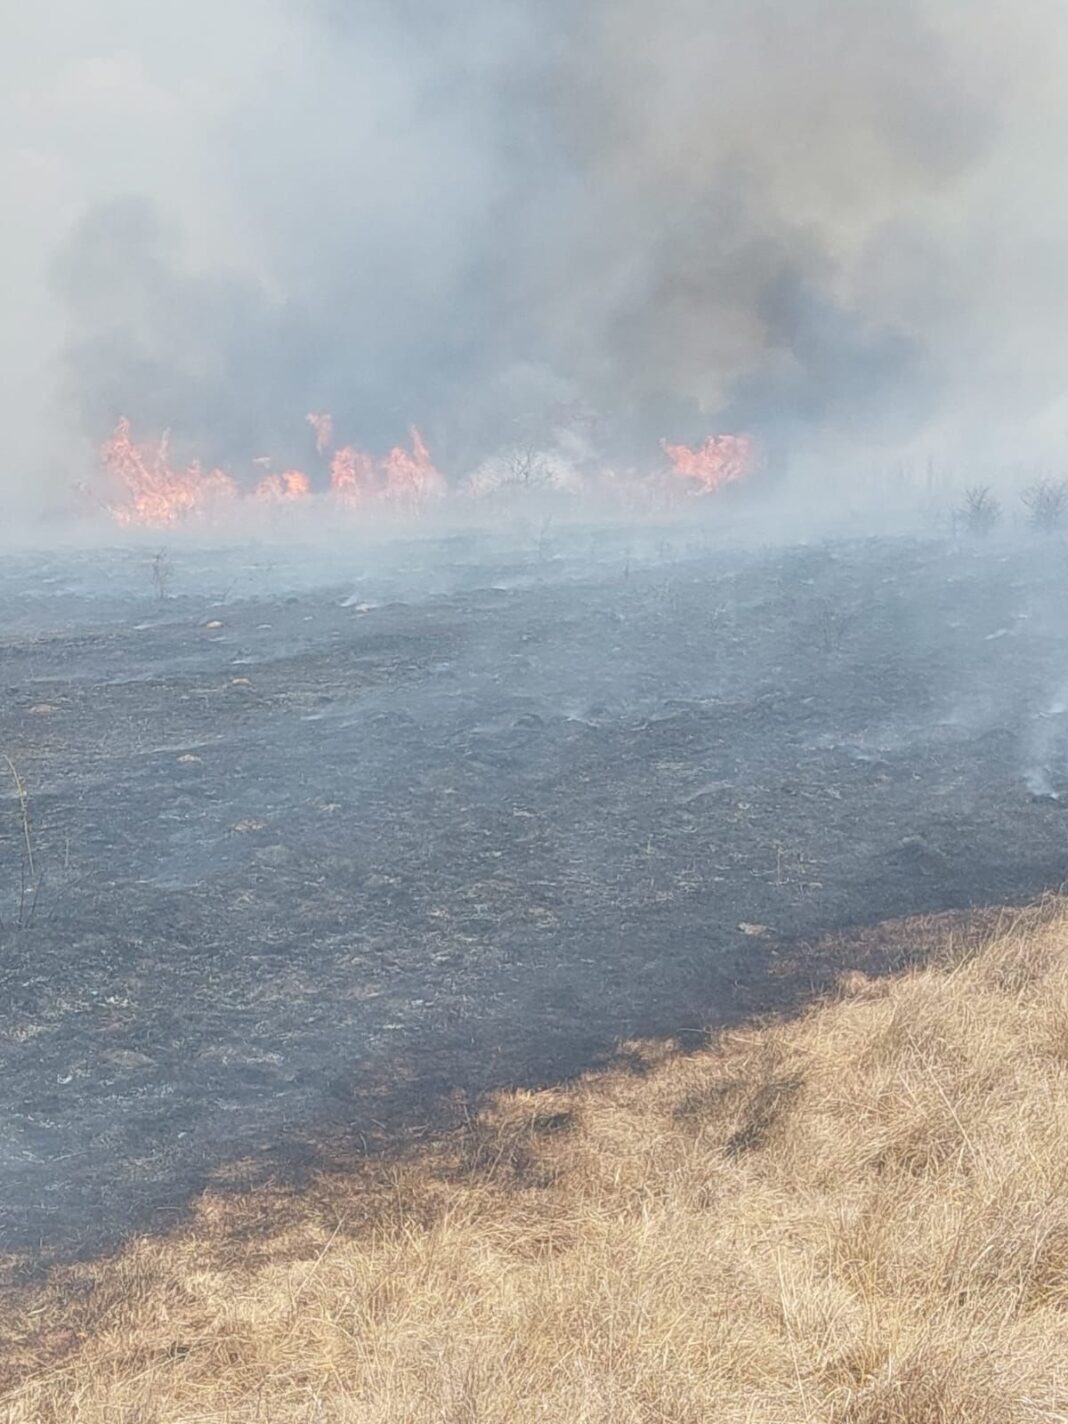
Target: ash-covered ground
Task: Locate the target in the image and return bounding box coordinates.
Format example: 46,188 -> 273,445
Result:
3,525 -> 1068,1267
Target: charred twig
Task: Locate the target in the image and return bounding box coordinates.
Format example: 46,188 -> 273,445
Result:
536,515 -> 554,566
151,547 -> 173,601
26,868 -> 44,929
16,859 -> 43,929
772,843 -> 824,901
5,754 -> 45,929
814,603 -> 855,655
4,754 -> 34,880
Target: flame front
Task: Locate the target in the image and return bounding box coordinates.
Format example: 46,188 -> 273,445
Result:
255,470 -> 312,502
101,418 -> 238,526
382,428 -> 446,504
329,446 -> 375,500
100,415 -> 754,527
662,434 -> 756,493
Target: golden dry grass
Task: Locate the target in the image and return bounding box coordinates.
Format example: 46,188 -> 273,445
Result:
5,900 -> 1068,1421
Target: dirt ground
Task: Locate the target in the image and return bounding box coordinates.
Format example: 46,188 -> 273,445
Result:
3,526 -> 1068,1270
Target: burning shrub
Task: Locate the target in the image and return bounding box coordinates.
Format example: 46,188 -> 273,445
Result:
100,419 -> 238,527
1022,478 -> 1068,532
661,434 -> 756,494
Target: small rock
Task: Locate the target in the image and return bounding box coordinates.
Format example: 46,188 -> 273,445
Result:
106,1049 -> 154,1069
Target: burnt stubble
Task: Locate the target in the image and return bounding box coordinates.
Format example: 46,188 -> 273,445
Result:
2,530 -> 1067,1268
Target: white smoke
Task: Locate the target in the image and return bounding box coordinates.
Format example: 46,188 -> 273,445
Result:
4,0 -> 1068,515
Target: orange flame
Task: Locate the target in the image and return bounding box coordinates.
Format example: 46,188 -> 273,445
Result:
254,469 -> 312,502
662,434 -> 756,494
329,446 -> 376,501
100,418 -> 237,526
100,414 -> 752,527
101,418 -> 446,526
329,429 -> 444,505
381,428 -> 446,504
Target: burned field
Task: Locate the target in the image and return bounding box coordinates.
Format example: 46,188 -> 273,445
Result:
2,530 -> 1068,1268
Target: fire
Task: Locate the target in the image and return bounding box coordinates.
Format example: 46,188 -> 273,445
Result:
662,434 -> 756,494
329,430 -> 442,505
329,446 -> 375,501
101,417 -> 447,527
381,428 -> 446,503
254,469 -> 312,502
100,418 -> 237,526
99,415 -> 754,527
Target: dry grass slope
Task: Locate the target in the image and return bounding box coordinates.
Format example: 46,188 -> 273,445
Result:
5,901 -> 1068,1421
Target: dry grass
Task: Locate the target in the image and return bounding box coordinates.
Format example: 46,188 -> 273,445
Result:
5,900 -> 1068,1421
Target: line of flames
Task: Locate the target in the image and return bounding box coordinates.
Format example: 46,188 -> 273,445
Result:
98,415 -> 754,528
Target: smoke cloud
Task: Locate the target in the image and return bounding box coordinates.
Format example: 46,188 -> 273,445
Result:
5,0 -> 1068,508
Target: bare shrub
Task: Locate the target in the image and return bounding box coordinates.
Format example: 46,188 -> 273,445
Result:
1022,478 -> 1068,531
150,548 -> 173,601
956,485 -> 1001,536
505,443 -> 552,490
815,600 -> 855,654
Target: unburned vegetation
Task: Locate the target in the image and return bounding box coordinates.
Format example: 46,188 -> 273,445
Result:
4,898 -> 1068,1420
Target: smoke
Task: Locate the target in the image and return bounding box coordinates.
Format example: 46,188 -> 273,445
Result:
5,0 -> 1068,508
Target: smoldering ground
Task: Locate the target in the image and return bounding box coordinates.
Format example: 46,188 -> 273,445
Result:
4,0 -> 1068,506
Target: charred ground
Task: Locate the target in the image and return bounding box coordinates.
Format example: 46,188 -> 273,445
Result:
2,527 -> 1067,1269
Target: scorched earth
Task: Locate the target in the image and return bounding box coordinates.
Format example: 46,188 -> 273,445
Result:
2,525 -> 1067,1271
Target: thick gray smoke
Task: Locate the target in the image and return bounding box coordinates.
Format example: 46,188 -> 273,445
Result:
4,0 -> 1068,506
